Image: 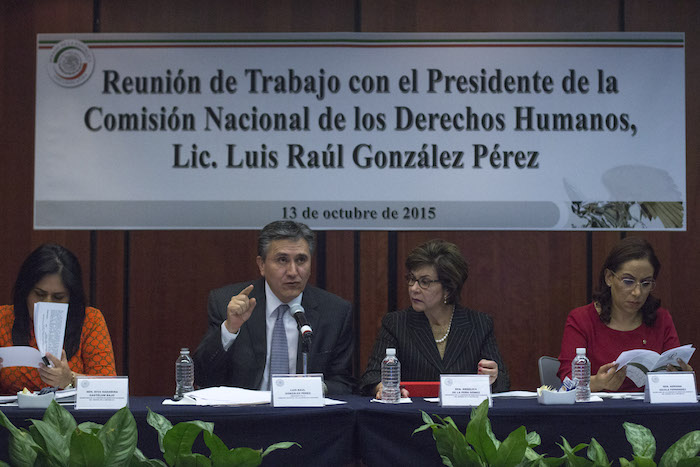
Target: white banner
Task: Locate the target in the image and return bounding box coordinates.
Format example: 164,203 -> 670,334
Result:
35,32 -> 685,230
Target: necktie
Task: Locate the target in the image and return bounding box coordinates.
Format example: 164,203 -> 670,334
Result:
269,304 -> 290,381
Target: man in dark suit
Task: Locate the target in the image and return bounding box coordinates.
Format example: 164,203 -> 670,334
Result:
193,221 -> 354,395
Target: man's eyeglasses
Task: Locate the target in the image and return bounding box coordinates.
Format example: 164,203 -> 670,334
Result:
609,270 -> 656,292
405,273 -> 441,289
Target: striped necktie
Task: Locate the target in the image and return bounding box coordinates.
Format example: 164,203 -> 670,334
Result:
269,304 -> 290,381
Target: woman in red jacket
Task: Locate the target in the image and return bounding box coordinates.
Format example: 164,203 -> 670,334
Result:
558,236 -> 692,392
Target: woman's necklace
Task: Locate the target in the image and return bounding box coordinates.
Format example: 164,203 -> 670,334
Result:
434,305 -> 455,343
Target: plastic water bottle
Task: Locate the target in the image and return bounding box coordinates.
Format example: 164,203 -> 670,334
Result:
381,348 -> 401,403
572,347 -> 591,402
175,348 -> 195,400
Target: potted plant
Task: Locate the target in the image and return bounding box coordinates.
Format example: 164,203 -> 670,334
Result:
0,400 -> 297,466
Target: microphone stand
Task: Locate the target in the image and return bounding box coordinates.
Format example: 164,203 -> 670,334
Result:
300,332 -> 326,396
301,334 -> 312,375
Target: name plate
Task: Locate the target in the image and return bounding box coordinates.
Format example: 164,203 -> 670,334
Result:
439,374 -> 492,407
644,372 -> 697,404
75,376 -> 129,410
271,374 -> 324,407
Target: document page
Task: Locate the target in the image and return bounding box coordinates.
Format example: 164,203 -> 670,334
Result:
185,386 -> 271,406
616,344 -> 695,387
34,302 -> 68,363
0,346 -> 43,368
651,345 -> 695,370
616,349 -> 665,372
0,303 -> 68,368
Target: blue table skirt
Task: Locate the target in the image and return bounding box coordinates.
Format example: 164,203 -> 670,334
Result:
1,395 -> 698,466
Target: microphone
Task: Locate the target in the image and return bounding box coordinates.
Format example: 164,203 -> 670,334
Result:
290,303 -> 313,341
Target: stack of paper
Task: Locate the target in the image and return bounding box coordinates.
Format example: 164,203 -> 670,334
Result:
0,302 -> 68,368
165,387 -> 271,406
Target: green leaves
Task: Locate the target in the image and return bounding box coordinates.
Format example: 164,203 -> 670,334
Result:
624,422 -> 657,459
465,401 -> 498,462
416,401 -> 699,467
0,402 -> 297,466
0,400 -> 136,466
69,429 -> 105,466
7,428 -> 40,466
149,412 -> 298,467
262,442 -> 300,459
659,430 -> 700,467
0,407 -> 40,466
496,426 -> 528,466
96,406 -> 138,466
415,400 -> 538,467
162,422 -> 212,466
43,401 -> 77,437
586,438 -> 610,466
557,436 -> 591,466
30,419 -> 70,463
147,408 -> 173,453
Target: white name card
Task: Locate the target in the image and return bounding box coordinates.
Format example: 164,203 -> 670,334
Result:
439,374 -> 492,407
644,372 -> 697,404
75,376 -> 129,410
271,374 -> 325,407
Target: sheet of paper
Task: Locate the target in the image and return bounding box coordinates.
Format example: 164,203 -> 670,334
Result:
323,398 -> 347,405
575,395 -> 604,403
371,397 -> 412,403
626,366 -> 649,387
652,345 -> 695,370
616,344 -> 695,387
183,386 -> 271,406
34,302 -> 69,361
616,344 -> 695,371
162,395 -> 198,405
0,346 -> 44,368
592,392 -> 645,400
163,395 -> 347,406
492,391 -> 538,398
616,349 -> 662,372
55,388 -> 77,402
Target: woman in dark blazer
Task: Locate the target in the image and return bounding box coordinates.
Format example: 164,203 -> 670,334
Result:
360,239 -> 510,397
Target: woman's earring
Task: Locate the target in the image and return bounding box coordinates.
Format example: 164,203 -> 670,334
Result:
443,295 -> 448,304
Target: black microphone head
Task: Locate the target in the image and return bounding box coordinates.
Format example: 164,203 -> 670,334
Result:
290,303 -> 313,338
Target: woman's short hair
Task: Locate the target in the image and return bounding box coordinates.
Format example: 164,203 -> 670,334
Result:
12,243 -> 86,359
405,239 -> 469,305
593,236 -> 661,326
257,220 -> 315,259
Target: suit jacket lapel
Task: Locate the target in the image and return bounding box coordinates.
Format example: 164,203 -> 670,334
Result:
442,307 -> 474,370
407,310 -> 444,374
248,278 -> 268,376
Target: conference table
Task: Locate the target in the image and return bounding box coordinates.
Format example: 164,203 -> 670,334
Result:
1,394 -> 698,466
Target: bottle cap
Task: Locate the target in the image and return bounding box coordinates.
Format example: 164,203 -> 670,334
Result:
386,348 -> 396,356
576,347 -> 586,355
181,348 -> 190,354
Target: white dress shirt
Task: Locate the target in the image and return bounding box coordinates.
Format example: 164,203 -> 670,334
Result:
220,281 -> 302,390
